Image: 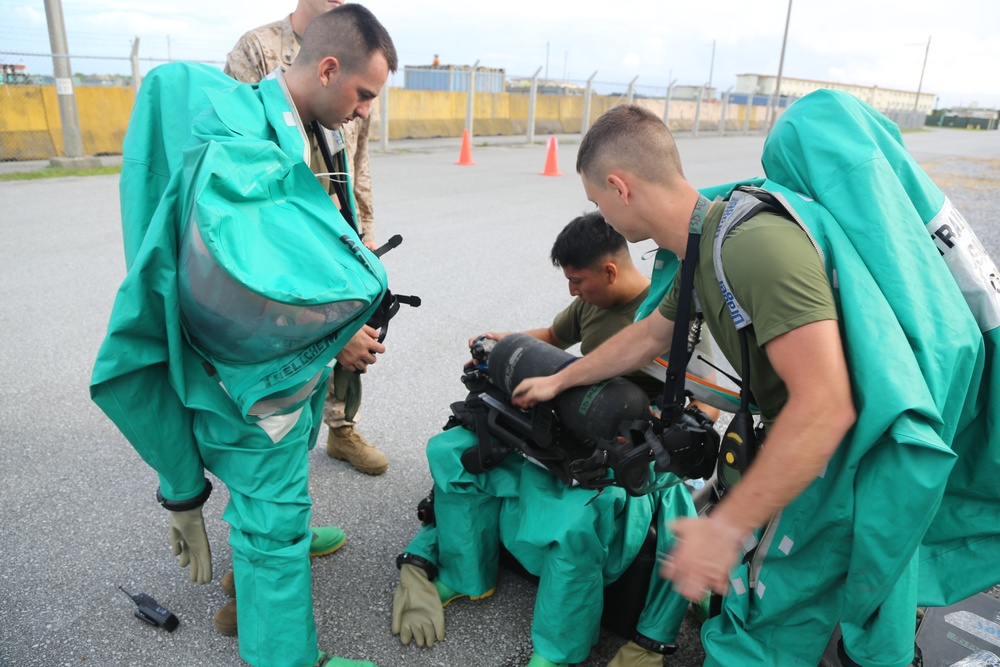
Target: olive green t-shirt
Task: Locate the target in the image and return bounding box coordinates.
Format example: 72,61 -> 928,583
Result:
659,203 -> 838,423
552,286 -> 663,400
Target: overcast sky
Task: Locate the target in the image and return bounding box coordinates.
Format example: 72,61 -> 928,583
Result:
4,0 -> 999,108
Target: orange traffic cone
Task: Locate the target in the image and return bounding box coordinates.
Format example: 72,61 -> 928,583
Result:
456,128 -> 475,166
540,136 -> 562,176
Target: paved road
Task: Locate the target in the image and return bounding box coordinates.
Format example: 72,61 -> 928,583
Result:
1,127 -> 998,667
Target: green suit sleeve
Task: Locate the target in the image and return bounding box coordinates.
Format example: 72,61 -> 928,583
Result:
90,187 -> 206,502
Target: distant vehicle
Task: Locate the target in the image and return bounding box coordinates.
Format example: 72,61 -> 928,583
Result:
1,63 -> 29,85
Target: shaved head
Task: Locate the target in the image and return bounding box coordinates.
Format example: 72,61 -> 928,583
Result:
296,4 -> 397,74
576,105 -> 684,185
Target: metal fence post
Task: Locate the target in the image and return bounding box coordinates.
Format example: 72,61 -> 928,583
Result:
527,66 -> 542,143
719,89 -> 730,136
663,80 -> 675,128
44,0 -> 85,158
130,37 -> 141,96
626,76 -> 638,105
582,70 -> 597,134
379,83 -> 389,152
693,86 -> 703,138
465,59 -> 479,137
743,95 -> 752,134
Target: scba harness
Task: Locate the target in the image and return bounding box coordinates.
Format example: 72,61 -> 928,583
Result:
450,334 -> 650,490
448,332 -> 718,497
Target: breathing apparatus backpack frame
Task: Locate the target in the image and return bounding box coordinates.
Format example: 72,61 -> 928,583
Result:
440,313 -> 720,498
450,334 -> 656,491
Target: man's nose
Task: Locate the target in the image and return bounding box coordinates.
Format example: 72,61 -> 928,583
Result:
354,99 -> 373,120
568,283 -> 579,296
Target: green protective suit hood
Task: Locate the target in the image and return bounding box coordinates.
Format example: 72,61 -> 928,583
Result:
761,89 -> 1000,607
90,62 -> 387,500
697,89 -> 1000,665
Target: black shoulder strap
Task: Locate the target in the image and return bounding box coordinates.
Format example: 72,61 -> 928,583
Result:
660,230 -> 702,413
310,120 -> 358,234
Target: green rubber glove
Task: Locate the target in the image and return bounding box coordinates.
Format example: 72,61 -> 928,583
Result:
391,564 -> 445,647
167,506 -> 212,584
606,641 -> 665,667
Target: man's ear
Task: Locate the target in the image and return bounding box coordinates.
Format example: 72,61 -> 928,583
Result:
318,56 -> 341,86
603,261 -> 618,284
606,173 -> 631,205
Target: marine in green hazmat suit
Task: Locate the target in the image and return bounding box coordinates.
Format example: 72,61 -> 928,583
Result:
395,428 -> 694,667
391,213 -> 697,667
513,92 -> 1000,667
90,8 -> 398,667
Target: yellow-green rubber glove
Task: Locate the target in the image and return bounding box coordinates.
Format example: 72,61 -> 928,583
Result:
391,564 -> 445,647
167,506 -> 212,584
606,641 -> 665,667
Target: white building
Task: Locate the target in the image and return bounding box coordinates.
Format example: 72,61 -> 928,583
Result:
736,74 -> 936,113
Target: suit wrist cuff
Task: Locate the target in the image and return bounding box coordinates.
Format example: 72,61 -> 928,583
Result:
156,478 -> 212,512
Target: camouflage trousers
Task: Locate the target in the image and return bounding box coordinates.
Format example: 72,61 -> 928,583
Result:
323,363 -> 362,428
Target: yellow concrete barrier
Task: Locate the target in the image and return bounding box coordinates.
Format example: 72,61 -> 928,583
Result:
0,83 -> 772,161
0,84 -> 134,160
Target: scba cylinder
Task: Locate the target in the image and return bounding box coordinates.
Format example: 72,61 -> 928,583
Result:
488,333 -> 650,442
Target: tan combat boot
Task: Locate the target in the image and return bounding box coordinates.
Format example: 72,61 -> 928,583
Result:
326,425 -> 388,475
213,571 -> 237,636
211,525 -> 345,636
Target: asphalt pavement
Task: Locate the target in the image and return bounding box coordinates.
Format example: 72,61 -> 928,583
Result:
1,127 -> 998,667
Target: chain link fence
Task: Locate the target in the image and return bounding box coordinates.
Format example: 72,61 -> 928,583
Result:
2,49 -> 930,163
0,40 -> 224,162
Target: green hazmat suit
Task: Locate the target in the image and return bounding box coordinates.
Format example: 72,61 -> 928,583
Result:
688,90 -> 1000,667
90,62 -> 387,667
404,425 -> 694,665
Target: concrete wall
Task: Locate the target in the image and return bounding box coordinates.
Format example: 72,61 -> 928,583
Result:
0,84 -> 774,161
0,85 -> 133,160
369,89 -> 622,139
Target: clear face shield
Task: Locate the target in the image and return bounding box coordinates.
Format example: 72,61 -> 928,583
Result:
177,212 -> 365,364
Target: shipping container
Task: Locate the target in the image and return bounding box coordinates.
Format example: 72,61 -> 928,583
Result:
404,65 -> 506,93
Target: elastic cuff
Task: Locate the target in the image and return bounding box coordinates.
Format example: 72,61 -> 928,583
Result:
634,632 -> 678,655
156,478 -> 212,512
396,552 -> 439,581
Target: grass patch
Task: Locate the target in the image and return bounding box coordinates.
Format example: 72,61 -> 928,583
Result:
0,165 -> 121,181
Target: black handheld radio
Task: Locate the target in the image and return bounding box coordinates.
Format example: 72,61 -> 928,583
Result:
119,586 -> 180,632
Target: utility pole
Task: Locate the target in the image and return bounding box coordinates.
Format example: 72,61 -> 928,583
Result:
767,0 -> 793,131
914,35 -> 931,111
43,0 -> 88,162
